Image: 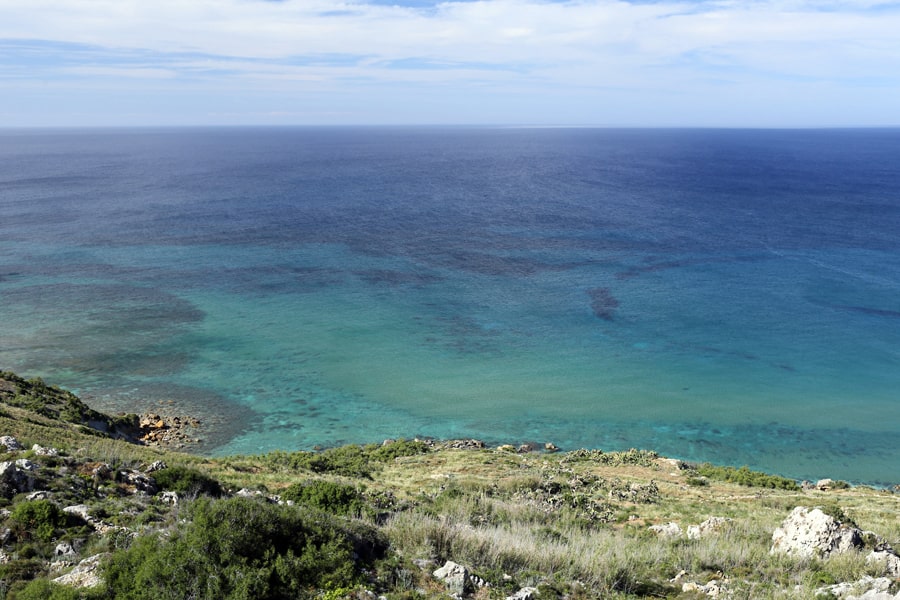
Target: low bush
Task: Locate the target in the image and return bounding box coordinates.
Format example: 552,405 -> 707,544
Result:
9,578 -> 107,600
695,464 -> 800,490
151,466 -> 223,497
280,480 -> 368,517
9,500 -> 68,543
103,496 -> 388,599
369,439 -> 430,463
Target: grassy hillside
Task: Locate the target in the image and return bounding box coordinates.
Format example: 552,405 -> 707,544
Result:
0,372 -> 897,599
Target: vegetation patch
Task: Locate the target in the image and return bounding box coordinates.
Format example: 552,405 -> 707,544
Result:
103,496 -> 387,599
280,480 -> 368,517
695,463 -> 801,490
151,466 -> 224,497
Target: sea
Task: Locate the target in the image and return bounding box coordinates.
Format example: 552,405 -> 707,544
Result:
1,127 -> 899,486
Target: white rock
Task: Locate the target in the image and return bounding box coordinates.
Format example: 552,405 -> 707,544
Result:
433,560 -> 469,595
770,506 -> 863,558
687,517 -> 732,540
145,460 -> 167,472
866,548 -> 900,578
0,436 -> 23,452
52,554 -> 106,588
506,587 -> 539,600
818,576 -> 899,600
14,459 -> 38,471
31,443 -> 59,456
63,504 -> 92,521
649,522 -> 682,537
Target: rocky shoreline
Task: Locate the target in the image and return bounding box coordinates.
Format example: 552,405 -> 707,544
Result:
137,412 -> 203,450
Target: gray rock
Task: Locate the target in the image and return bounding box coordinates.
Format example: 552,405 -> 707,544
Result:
433,560 -> 470,596
52,553 -> 106,589
31,443 -> 59,456
26,490 -> 51,500
0,436 -> 24,452
55,542 -> 77,558
866,547 -> 900,578
117,470 -> 158,495
0,460 -> 34,496
145,460 -> 167,473
817,576 -> 899,599
507,587 -> 539,600
63,504 -> 92,521
649,522 -> 682,537
159,490 -> 179,504
770,506 -> 863,558
687,517 -> 732,540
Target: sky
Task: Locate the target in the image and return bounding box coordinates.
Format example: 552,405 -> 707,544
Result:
1,0 -> 899,127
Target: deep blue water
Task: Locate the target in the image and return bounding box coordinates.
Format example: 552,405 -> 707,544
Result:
2,127 -> 899,485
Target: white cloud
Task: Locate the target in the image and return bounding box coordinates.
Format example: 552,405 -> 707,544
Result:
0,0 -> 898,125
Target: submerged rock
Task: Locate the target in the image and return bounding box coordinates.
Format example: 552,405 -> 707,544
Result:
586,287 -> 620,320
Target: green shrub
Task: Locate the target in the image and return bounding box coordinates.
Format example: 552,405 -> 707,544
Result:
369,439 -> 430,463
103,496 -> 388,599
819,504 -> 859,528
9,500 -> 68,543
281,480 -> 368,517
562,448 -> 659,467
299,446 -> 374,479
10,578 -> 107,600
151,466 -> 223,497
695,464 -> 800,490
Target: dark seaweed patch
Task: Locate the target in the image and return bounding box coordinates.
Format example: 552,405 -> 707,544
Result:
353,269 -> 443,287
587,287 -> 619,321
834,304 -> 900,318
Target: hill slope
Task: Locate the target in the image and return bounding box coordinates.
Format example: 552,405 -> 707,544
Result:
0,371 -> 898,599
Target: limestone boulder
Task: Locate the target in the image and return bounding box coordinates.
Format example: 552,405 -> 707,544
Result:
117,469 -> 158,495
52,554 -> 106,589
145,460 -> 167,473
649,522 -> 682,538
817,576 -> 900,600
866,546 -> 900,578
770,506 -> 863,558
32,443 -> 59,456
506,587 -> 539,600
0,460 -> 34,497
0,436 -> 24,452
433,560 -> 470,596
687,517 -> 732,540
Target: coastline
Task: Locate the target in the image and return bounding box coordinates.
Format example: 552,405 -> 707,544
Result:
2,370 -> 896,490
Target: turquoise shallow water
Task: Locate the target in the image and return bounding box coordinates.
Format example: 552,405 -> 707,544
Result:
2,128 -> 899,485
